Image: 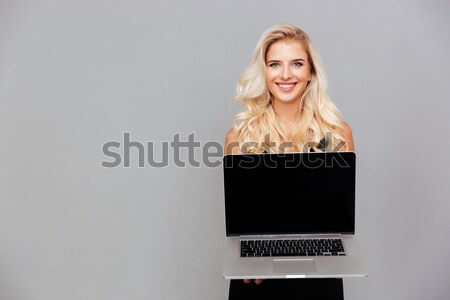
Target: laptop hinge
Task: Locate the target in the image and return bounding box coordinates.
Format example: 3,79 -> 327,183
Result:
238,233 -> 343,238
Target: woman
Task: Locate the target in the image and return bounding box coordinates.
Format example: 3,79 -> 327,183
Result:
225,23 -> 354,156
224,24 -> 354,285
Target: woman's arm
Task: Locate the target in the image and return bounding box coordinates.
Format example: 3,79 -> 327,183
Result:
224,129 -> 241,155
341,122 -> 355,151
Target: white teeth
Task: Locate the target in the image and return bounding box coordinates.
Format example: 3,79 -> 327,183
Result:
278,84 -> 294,88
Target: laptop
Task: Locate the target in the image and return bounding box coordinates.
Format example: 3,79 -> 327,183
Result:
222,152 -> 367,279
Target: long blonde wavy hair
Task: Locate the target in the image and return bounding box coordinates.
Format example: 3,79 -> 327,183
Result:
233,24 -> 346,153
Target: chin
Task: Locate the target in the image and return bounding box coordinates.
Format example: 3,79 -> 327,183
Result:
275,97 -> 301,104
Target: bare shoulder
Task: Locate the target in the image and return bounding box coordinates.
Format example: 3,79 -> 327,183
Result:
224,128 -> 241,155
341,121 -> 355,151
342,122 -> 353,135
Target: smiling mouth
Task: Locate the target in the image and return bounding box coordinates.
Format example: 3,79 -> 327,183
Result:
276,82 -> 297,91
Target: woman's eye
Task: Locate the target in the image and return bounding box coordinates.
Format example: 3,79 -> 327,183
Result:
268,63 -> 280,67
293,62 -> 303,67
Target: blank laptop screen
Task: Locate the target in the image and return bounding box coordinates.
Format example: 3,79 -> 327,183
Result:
223,152 -> 356,236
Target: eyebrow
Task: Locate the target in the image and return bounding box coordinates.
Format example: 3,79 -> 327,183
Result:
266,58 -> 306,63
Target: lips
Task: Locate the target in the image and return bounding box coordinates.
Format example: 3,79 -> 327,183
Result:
276,82 -> 297,91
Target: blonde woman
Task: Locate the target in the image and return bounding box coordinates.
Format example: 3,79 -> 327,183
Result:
224,24 -> 354,285
225,24 -> 354,156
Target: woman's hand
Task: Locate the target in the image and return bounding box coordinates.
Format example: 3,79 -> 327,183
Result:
243,279 -> 263,284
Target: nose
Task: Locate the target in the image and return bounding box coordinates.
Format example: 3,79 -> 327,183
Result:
281,66 -> 291,80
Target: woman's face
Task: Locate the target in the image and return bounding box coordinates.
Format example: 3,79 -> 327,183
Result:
265,39 -> 312,106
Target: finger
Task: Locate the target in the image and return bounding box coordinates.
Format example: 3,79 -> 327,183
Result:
254,279 -> 263,285
243,279 -> 251,284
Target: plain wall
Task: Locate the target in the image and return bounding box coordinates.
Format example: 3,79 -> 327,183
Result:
1,0 -> 449,299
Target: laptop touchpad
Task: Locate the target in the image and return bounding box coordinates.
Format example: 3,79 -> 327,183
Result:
272,259 -> 316,274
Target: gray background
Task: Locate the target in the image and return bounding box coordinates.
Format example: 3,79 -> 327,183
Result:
1,0 -> 449,299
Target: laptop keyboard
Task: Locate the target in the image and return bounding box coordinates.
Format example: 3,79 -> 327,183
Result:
240,238 -> 346,257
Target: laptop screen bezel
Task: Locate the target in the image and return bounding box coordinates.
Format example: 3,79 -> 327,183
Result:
223,152 -> 356,237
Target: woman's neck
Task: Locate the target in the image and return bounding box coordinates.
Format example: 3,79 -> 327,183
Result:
272,99 -> 301,131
